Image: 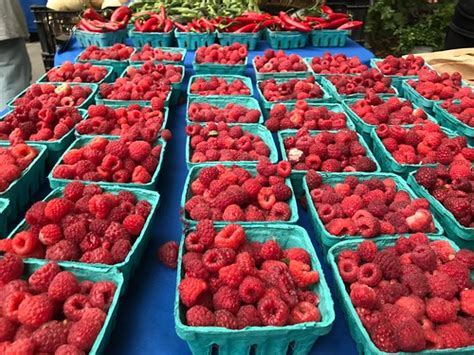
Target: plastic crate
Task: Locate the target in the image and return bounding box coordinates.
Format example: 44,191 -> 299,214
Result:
193,57 -> 248,76
266,28 -> 309,49
407,172 -> 474,249
75,47 -> 137,79
48,136 -> 167,191
15,259 -> 124,355
181,163 -> 299,226
253,55 -> 310,81
37,64 -> 115,84
433,101 -> 474,145
129,30 -> 174,47
187,75 -> 254,98
0,198 -> 10,237
320,76 -> 399,102
327,236 -> 474,355
186,124 -> 278,168
303,172 -> 444,257
175,224 -> 335,355
257,77 -> 332,111
130,47 -> 187,65
7,82 -> 98,110
0,143 -> 47,224
186,96 -> 264,125
310,30 -> 349,47
278,129 -> 379,198
75,28 -> 127,48
175,29 -> 216,50
8,185 -> 159,289
95,89 -> 172,108
217,31 -> 261,50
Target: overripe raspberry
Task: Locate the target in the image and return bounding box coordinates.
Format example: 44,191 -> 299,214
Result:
47,271 -> 79,301
63,294 -> 90,321
28,262 -> 60,293
238,276 -> 265,304
401,272 -> 430,298
31,320 -> 68,353
89,281 -> 116,310
373,250 -> 401,279
67,318 -> 102,351
350,283 -> 377,309
357,263 -> 382,287
17,294 -> 54,327
283,248 -> 310,264
436,322 -> 471,348
186,305 -> 215,326
214,309 -> 239,329
338,258 -> 359,283
237,305 -> 262,327
0,254 -> 23,284
257,297 -> 289,326
356,307 -> 382,332
356,240 -> 378,262
428,272 -> 458,300
179,278 -> 208,308
426,297 -> 457,323
415,167 -> 437,190
157,241 -> 178,269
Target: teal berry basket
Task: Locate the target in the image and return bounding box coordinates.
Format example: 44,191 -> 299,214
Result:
217,31 -> 261,50
37,64 -> 115,84
186,96 -> 264,125
95,89 -> 172,108
7,184 -> 159,290
192,56 -> 248,76
341,98 -> 438,147
327,236 -> 474,355
278,129 -> 379,198
75,28 -> 127,47
175,224 -> 335,355
319,76 -> 399,103
370,125 -> 466,178
187,74 -> 254,98
303,172 -> 444,257
266,28 -> 309,49
310,30 -> 349,47
48,136 -> 167,191
175,29 -> 216,50
7,82 -> 98,110
181,163 -> 299,227
130,47 -> 187,65
407,171 -> 474,249
16,259 -> 124,355
129,30 -> 174,47
0,198 -> 9,237
257,77 -> 332,112
0,142 -> 47,225
253,56 -> 310,81
0,109 -> 86,167
433,101 -> 474,145
75,47 -> 137,79
185,124 -> 278,168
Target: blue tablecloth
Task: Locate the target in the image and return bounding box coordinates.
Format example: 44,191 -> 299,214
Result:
53,38 -> 374,355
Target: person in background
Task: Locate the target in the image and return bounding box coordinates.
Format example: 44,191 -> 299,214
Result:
445,0 -> 474,49
0,0 -> 32,108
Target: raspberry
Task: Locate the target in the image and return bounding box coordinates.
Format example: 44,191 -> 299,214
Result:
460,289 -> 474,316
338,258 -> 359,283
271,183 -> 292,201
356,240 -> 378,262
110,239 -> 131,263
128,141 -> 151,162
218,264 -> 244,288
198,166 -> 219,187
89,281 -> 116,310
0,254 -> 23,284
377,280 -> 408,304
222,204 -> 245,221
37,224 -> 62,246
306,170 -> 322,189
186,305 -> 215,326
4,339 -> 35,354
10,231 -> 38,257
195,220 -> 215,247
394,295 -> 425,320
350,283 -> 377,309
214,309 -> 239,329
157,241 -> 178,269
456,248 -> 474,268
369,319 -> 398,352
428,272 -> 458,300
189,203 -> 212,221
28,262 -> 61,293
289,260 -> 319,288
214,224 -> 245,250
283,248 -> 310,265
63,182 -> 85,201
31,320 -> 68,353
257,297 -> 289,326
79,280 -> 93,294
341,195 -> 363,218
414,167 -> 437,190
357,263 -> 382,287
44,198 -> 73,222
290,301 -> 321,324
436,322 -> 471,348
0,317 -> 16,342
17,294 -> 54,327
410,244 -> 437,272
122,214 -> 145,236
47,271 -> 79,301
373,250 -> 401,279
82,307 -> 106,324
401,272 -> 430,298
394,318 -> 426,352
88,219 -> 109,237
237,305 -> 262,327
67,318 -> 102,351
268,202 -> 291,221
259,239 -> 282,260
63,294 -> 90,321
80,247 -> 114,264
213,286 -> 241,314
426,297 -> 457,323
238,276 -> 265,304
179,278 -> 208,308
104,222 -> 129,243
438,260 -> 470,291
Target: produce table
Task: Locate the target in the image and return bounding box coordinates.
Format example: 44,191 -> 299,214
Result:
53,38 -> 374,354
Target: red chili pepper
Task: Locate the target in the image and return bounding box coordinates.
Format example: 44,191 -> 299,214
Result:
233,23 -> 258,33
200,18 -> 216,32
134,19 -> 144,32
110,6 -> 131,23
338,20 -> 363,30
320,5 -> 333,14
141,17 -> 159,32
305,16 -> 326,23
99,21 -> 121,32
279,12 -> 311,32
83,8 -> 106,22
77,19 -> 103,32
328,13 -> 348,21
320,18 -> 349,29
160,5 -> 167,22
174,22 -> 188,32
163,19 -> 173,33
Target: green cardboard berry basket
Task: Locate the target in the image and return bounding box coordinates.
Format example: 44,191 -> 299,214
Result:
175,29 -> 216,50
0,142 -> 47,224
130,47 -> 187,65
48,136 -> 167,191
303,172 -> 444,257
129,30 -> 174,47
75,47 -> 137,79
10,258 -> 124,355
185,124 -> 278,168
257,77 -> 333,112
433,101 -> 474,145
37,64 -> 115,84
327,236 -> 474,355
266,28 -> 309,49
310,30 -> 349,47
95,89 -> 172,109
7,82 -> 98,110
187,74 -> 254,98
192,56 -> 248,76
0,109 -> 86,167
278,129 -> 380,198
0,198 -> 9,237
175,224 -> 335,355
186,96 -> 264,125
181,163 -> 299,226
407,171 -> 474,249
7,184 -> 159,290
75,28 -> 127,47
341,97 -> 438,147
370,125 -> 466,178
252,56 -> 310,81
217,31 -> 261,50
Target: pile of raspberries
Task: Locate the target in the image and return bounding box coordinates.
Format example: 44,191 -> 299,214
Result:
439,97 -> 474,127
306,172 -> 437,237
374,54 -> 427,76
46,61 -> 109,83
184,159 -> 293,222
52,137 -> 163,184
78,44 -> 134,61
0,255 -> 117,353
415,163 -> 474,227
12,83 -> 92,108
187,101 -> 261,124
309,52 -> 368,75
407,70 -> 473,101
178,221 -> 322,328
186,122 -> 272,164
195,43 -> 248,65
0,182 -> 152,264
376,122 -> 474,165
336,235 -> 474,352
131,44 -> 183,62
189,76 -> 251,96
254,50 -> 308,73
282,128 -> 377,172
259,76 -> 324,102
0,144 -> 38,192
326,69 -> 395,96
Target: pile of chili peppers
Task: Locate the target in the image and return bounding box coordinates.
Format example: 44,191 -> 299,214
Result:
133,6 -> 174,33
300,5 -> 363,31
77,7 -> 132,33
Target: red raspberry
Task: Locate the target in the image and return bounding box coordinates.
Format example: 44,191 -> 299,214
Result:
436,322 -> 471,348
213,285 -> 241,314
82,307 -> 106,324
339,249 -> 361,264
257,297 -> 289,326
195,220 -> 215,247
47,271 -> 79,301
427,272 -> 457,300
157,241 -> 178,269
67,318 -> 102,351
271,183 -> 292,201
214,224 -> 245,250
214,309 -> 239,329
4,339 -> 35,354
356,240 -> 378,262
376,280 -> 408,304
24,201 -> 47,226
222,204 -> 245,221
80,247 -> 114,264
218,263 -> 243,288
426,297 -> 457,323
38,224 -> 63,246
394,318 -> 426,352
393,295 -> 425,321
411,244 -> 437,272
283,248 -> 310,264
414,167 -> 437,190
401,272 -> 430,298
161,129 -> 172,142
17,294 -> 54,327
460,289 -> 474,316
28,262 -> 60,293
306,170 -> 322,189
338,257 -> 359,283
63,181 -> 85,201
128,141 -> 151,162
31,320 -> 68,353
350,283 -> 377,309
0,317 -> 16,342
289,260 -> 319,288
429,240 -> 455,263
268,201 -> 291,221
0,254 -> 23,284
238,276 -> 265,304
202,249 -> 227,273
122,214 -> 145,236
104,222 -> 129,243
198,166 -> 219,187
10,231 -> 38,257
438,260 -> 470,291
179,278 -> 208,308
340,195 -> 363,218
63,294 -> 90,321
373,250 -> 401,279
89,281 -> 116,310
186,305 -> 215,326
259,239 -> 282,260
290,301 -> 321,324
357,263 -> 382,287
189,203 -> 212,221
456,248 -> 474,268
237,305 -> 262,327
44,198 -> 73,222
369,319 -> 398,352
